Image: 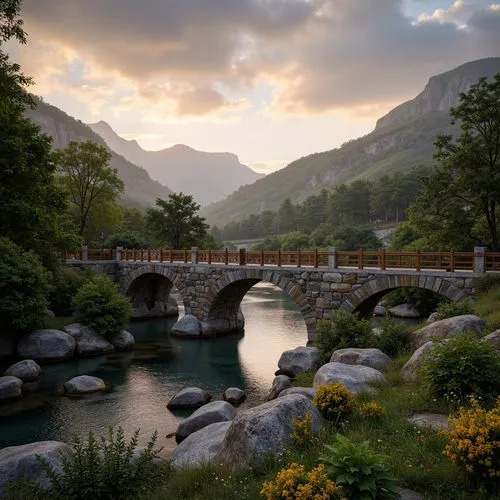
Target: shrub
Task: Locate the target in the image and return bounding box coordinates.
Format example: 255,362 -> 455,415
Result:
0,238 -> 51,333
73,275 -> 132,338
315,310 -> 373,362
313,383 -> 356,423
472,275 -> 500,295
473,286 -> 500,331
383,288 -> 442,316
374,317 -> 411,356
290,413 -> 314,449
103,230 -> 150,250
318,434 -> 397,500
49,266 -> 92,317
260,463 -> 343,500
442,397 -> 500,490
423,333 -> 500,404
434,299 -> 474,320
358,401 -> 385,420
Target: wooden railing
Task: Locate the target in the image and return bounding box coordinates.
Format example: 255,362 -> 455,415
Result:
66,247 -> 500,273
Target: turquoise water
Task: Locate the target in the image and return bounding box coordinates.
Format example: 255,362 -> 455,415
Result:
0,283 -> 308,454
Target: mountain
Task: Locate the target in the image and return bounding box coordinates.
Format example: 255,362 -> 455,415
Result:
88,121 -> 264,206
202,57 -> 500,227
26,100 -> 172,208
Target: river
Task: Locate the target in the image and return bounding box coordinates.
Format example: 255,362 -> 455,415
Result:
0,282 -> 308,454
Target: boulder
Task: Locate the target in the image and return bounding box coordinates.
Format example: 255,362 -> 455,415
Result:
411,315 -> 485,349
64,375 -> 106,394
401,341 -> 435,381
482,330 -> 500,349
426,312 -> 439,324
0,441 -> 72,495
170,315 -> 202,337
330,348 -> 391,371
277,387 -> 316,400
267,375 -> 292,400
223,387 -> 246,405
374,305 -> 386,316
64,324 -> 114,357
17,329 -> 76,363
389,303 -> 421,318
45,309 -> 56,319
167,387 -> 212,410
408,413 -> 449,431
176,401 -> 236,443
109,330 -> 135,351
5,360 -> 42,381
313,362 -> 386,394
395,487 -> 423,500
216,394 -> 323,469
0,376 -> 23,403
171,421 -> 231,468
277,346 -> 322,377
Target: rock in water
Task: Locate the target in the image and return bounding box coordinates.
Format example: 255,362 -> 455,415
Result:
330,348 -> 391,370
167,387 -> 212,409
175,401 -> 236,443
277,346 -> 322,377
216,394 -> 323,470
17,329 -> 76,363
64,324 -> 114,357
64,375 -> 106,394
5,360 -> 42,381
109,330 -> 135,351
267,375 -> 292,400
0,376 -> 23,403
0,441 -> 72,495
223,387 -> 246,404
170,315 -> 202,337
389,303 -> 421,318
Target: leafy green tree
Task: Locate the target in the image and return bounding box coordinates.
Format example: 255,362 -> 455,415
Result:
410,74 -> 500,250
104,231 -> 151,249
388,222 -> 421,250
147,192 -> 208,248
252,235 -> 282,250
281,231 -> 310,250
56,140 -> 124,238
330,226 -> 381,250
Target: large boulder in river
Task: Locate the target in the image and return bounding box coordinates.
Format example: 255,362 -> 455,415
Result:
109,330 -> 135,351
170,315 -> 202,337
278,346 -> 322,377
223,387 -> 246,405
167,387 -> 212,410
176,401 -> 236,443
171,421 -> 231,468
5,360 -> 42,381
17,329 -> 75,363
401,341 -> 435,381
216,394 -> 323,470
330,348 -> 391,371
64,324 -> 115,357
0,376 -> 23,403
389,303 -> 421,318
313,362 -> 386,394
267,375 -> 292,400
411,315 -> 485,349
0,441 -> 72,495
64,375 -> 106,394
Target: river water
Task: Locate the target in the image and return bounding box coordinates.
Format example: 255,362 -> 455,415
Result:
0,283 -> 308,454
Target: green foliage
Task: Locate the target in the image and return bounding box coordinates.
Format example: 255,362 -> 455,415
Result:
252,236 -> 283,250
73,275 -> 132,338
49,267 -> 92,317
0,237 -> 51,333
280,231 -> 310,250
292,371 -> 315,388
472,275 -> 500,295
313,383 -> 356,422
383,288 -> 443,316
7,427 -> 164,500
423,333 -> 500,404
374,317 -> 411,357
104,230 -> 151,249
147,192 -> 208,248
434,299 -> 474,320
388,223 -> 421,250
318,434 -> 398,500
473,285 -> 500,331
315,310 -> 373,361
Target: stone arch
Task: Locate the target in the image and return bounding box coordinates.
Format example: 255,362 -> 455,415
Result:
340,274 -> 469,317
120,265 -> 189,320
202,269 -> 316,341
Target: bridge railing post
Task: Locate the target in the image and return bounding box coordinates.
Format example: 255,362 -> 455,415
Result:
191,247 -> 198,265
116,246 -> 123,261
328,247 -> 337,269
239,248 -> 246,266
474,246 -> 486,273
81,246 -> 88,261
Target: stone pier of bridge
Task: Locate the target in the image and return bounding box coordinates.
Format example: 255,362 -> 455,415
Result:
66,259 -> 477,342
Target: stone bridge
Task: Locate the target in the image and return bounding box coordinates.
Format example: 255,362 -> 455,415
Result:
66,259 -> 480,342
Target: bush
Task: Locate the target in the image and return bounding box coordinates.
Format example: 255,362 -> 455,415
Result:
315,310 -> 373,362
434,299 -> 474,320
423,333 -> 500,404
49,266 -> 92,317
374,317 -> 411,356
260,463 -> 343,499
290,413 -> 314,449
318,434 -> 397,500
383,288 -> 442,316
73,275 -> 132,338
472,275 -> 500,295
6,427 -> 164,500
357,401 -> 385,420
442,397 -> 500,490
103,230 -> 150,249
0,238 -> 51,333
313,383 -> 356,423
473,286 -> 500,331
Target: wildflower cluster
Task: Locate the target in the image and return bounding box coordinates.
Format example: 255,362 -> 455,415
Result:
260,463 -> 343,500
290,413 -> 313,448
313,383 -> 355,422
358,401 -> 385,420
442,397 -> 500,485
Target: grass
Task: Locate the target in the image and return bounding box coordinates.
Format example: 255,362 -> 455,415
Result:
473,286 -> 500,332
292,370 -> 315,388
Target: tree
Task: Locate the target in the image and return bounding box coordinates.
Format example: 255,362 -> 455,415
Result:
281,231 -> 310,250
410,74 -> 500,250
56,140 -> 124,238
330,226 -> 382,250
147,192 -> 209,248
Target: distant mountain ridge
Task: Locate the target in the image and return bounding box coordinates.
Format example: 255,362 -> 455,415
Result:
202,57 -> 500,227
89,121 -> 264,206
26,100 -> 172,208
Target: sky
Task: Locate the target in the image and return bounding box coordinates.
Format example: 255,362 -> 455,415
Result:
12,0 -> 500,173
